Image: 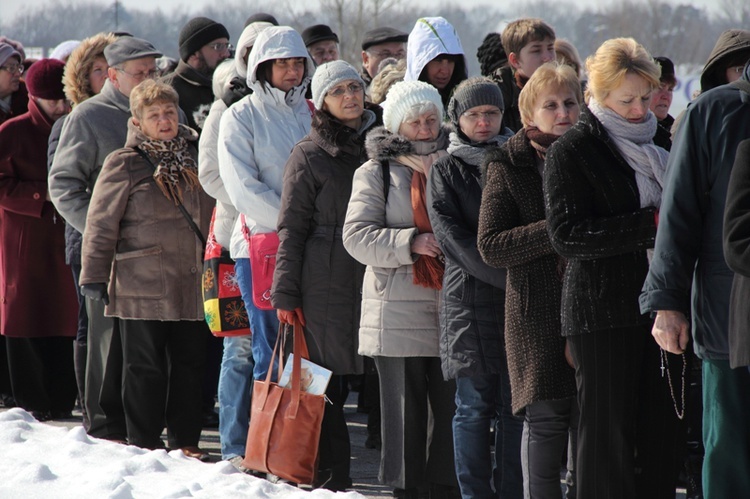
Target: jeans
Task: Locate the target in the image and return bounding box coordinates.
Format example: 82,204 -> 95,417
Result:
521,398 -> 577,499
453,374 -> 523,499
217,334 -> 254,459
234,258 -> 280,381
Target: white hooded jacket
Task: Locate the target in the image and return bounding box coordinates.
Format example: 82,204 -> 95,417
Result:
404,17 -> 467,84
218,26 -> 315,258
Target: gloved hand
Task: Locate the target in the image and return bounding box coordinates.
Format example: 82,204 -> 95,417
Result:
80,283 -> 109,305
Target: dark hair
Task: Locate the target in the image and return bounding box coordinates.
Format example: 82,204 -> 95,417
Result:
255,57 -> 308,91
418,53 -> 467,107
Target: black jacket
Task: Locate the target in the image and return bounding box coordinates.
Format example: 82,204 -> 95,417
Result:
427,147 -> 506,380
490,66 -> 523,133
544,108 -> 657,335
162,60 -> 213,134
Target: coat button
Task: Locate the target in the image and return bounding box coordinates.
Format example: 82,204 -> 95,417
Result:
190,267 -> 197,273
33,193 -> 40,200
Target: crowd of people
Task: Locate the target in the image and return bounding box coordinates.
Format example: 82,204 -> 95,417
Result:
0,11 -> 749,499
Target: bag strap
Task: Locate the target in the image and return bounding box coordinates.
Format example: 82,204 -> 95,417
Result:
133,146 -> 207,248
263,319 -> 312,417
306,99 -> 315,117
381,159 -> 390,203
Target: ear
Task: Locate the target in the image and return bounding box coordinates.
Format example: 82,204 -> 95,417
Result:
132,117 -> 141,128
508,52 -> 520,70
107,66 -> 119,84
361,51 -> 369,65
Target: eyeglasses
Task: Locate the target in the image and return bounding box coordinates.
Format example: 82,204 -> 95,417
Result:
368,49 -> 406,59
462,110 -> 502,122
115,67 -> 159,81
327,82 -> 364,98
208,42 -> 233,52
0,64 -> 23,75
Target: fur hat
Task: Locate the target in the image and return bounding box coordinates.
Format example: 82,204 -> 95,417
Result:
447,77 -> 504,126
382,80 -> 443,133
178,17 -> 230,62
311,60 -> 364,110
26,59 -> 66,100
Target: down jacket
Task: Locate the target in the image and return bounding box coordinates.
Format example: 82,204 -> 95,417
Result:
343,126 -> 448,357
272,107 -> 380,374
477,130 -> 576,414
80,122 -> 213,321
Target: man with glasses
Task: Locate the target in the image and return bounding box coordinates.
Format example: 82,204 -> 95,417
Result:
163,16 -> 231,135
0,42 -> 28,125
49,36 -> 163,443
360,27 -> 408,90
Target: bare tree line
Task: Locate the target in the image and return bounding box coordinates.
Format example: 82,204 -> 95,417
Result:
1,0 -> 746,74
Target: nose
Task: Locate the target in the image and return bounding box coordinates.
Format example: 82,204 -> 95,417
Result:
542,50 -> 555,63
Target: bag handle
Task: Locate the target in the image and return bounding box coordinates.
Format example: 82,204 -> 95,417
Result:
260,320 -> 311,417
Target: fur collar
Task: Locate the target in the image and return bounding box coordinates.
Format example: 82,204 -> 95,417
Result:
310,102 -> 382,157
365,125 -> 450,162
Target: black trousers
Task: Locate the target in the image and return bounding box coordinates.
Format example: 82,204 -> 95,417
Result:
568,326 -> 680,499
119,318 -> 207,449
6,336 -> 77,413
316,374 -> 352,488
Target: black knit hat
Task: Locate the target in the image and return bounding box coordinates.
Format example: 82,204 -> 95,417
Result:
301,24 -> 339,47
361,27 -> 408,51
447,77 -> 504,126
476,33 -> 507,77
244,13 -> 279,27
654,56 -> 676,85
179,17 -> 230,62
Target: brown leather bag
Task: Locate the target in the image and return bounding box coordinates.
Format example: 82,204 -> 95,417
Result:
241,320 -> 325,484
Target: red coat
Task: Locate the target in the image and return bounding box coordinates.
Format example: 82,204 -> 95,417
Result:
0,98 -> 77,338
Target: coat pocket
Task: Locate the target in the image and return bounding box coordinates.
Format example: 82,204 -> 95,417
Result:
113,246 -> 165,298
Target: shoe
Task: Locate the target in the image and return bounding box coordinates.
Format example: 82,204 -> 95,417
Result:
266,473 -> 297,487
228,456 -> 258,475
181,446 -> 210,462
50,410 -> 74,420
314,469 -> 352,491
31,410 -> 53,422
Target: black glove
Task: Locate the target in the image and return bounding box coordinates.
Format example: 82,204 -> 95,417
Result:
80,283 -> 109,305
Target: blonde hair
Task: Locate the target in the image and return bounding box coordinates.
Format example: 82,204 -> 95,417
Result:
501,18 -> 555,59
129,79 -> 179,120
370,58 -> 406,105
554,39 -> 582,78
585,37 -> 660,104
519,62 -> 582,127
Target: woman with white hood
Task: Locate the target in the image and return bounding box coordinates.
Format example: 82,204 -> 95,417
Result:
197,20 -> 273,470
217,26 -> 314,442
405,17 -> 467,107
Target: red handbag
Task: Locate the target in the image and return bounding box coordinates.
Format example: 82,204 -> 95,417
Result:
241,215 -> 279,311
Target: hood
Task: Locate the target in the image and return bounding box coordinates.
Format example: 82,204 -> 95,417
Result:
235,21 -> 273,79
365,125 -> 449,162
63,32 -> 117,106
246,26 -> 314,91
404,17 -> 467,83
701,29 -> 750,91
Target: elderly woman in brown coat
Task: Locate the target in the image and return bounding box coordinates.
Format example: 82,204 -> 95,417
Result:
478,62 -> 580,499
80,80 -> 213,459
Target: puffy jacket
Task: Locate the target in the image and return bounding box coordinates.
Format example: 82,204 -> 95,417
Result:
218,26 -> 314,259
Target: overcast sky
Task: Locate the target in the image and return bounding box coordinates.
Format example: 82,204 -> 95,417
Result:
2,0 -> 723,24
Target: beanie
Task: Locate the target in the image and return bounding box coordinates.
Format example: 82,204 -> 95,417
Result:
50,40 -> 81,62
311,60 -> 364,110
26,59 -> 66,100
382,80 -> 443,133
447,77 -> 504,126
476,33 -> 507,77
244,12 -> 279,27
654,56 -> 676,85
179,17 -> 230,62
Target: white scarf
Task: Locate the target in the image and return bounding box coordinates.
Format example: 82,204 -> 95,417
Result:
588,98 -> 669,209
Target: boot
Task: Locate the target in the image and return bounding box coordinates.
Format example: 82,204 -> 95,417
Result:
73,339 -> 89,430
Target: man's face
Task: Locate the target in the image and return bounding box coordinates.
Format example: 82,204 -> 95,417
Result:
109,57 -> 158,97
308,40 -> 339,66
362,41 -> 406,78
193,37 -> 231,74
509,36 -> 556,79
0,56 -> 22,99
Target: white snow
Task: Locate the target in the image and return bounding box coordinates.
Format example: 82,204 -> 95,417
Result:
0,408 -> 363,499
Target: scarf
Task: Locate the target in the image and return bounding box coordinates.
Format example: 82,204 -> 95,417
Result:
588,98 -> 669,209
137,124 -> 200,205
396,135 -> 449,289
447,130 -> 511,166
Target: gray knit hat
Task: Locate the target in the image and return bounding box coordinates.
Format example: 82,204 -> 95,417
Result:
311,60 -> 364,110
382,80 -> 443,133
447,77 -> 504,126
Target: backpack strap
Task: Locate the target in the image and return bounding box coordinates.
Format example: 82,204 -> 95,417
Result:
381,159 -> 390,203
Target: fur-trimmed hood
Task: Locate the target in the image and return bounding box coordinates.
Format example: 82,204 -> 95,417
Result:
63,32 -> 117,106
365,125 -> 450,163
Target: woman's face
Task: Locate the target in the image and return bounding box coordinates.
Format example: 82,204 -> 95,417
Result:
398,108 -> 440,141
425,56 -> 455,90
323,79 -> 365,128
458,104 -> 502,143
602,73 -> 653,124
269,57 -> 305,92
134,101 -> 179,141
528,86 -> 580,136
88,56 -> 109,95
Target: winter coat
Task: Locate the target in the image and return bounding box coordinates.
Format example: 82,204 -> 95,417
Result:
218,26 -> 315,259
79,121 -> 213,321
162,60 -> 214,134
343,126 -> 448,357
490,66 -> 523,133
544,107 -> 658,336
700,29 -> 750,92
723,139 -> 750,368
0,81 -> 28,126
404,17 -> 467,106
426,143 -> 506,380
47,116 -> 81,266
0,98 -> 78,338
272,107 -> 381,374
641,68 -> 750,361
477,130 -> 576,414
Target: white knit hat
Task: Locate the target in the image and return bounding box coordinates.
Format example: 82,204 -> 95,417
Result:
382,80 -> 444,133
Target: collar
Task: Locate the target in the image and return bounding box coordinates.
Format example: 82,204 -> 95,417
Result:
101,79 -> 131,114
174,59 -> 213,88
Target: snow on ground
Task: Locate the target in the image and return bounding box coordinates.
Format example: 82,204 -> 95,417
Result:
0,408 -> 363,499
